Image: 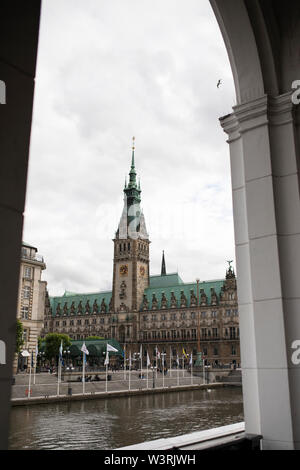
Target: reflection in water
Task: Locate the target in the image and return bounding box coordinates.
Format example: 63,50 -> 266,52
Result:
8,388 -> 243,450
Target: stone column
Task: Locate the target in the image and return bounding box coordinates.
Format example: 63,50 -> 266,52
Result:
221,93 -> 300,449
0,2 -> 41,449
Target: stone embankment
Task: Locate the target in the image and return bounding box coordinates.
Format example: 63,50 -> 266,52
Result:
11,370 -> 235,406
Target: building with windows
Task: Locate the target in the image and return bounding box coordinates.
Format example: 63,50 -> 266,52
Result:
43,143 -> 240,367
17,242 -> 47,370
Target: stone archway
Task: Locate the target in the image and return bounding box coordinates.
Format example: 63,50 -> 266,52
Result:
0,0 -> 300,451
210,0 -> 300,450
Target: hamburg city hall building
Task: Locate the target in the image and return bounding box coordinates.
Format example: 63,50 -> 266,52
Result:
43,143 -> 240,368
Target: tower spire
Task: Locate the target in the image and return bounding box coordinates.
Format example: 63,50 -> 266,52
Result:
161,250 -> 166,276
128,136 -> 137,188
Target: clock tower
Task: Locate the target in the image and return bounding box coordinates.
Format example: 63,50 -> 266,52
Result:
112,138 -> 150,314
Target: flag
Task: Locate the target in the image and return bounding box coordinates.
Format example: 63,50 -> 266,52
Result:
31,350 -> 34,368
35,344 -> 38,359
59,340 -> 63,364
147,351 -> 151,367
140,344 -> 142,358
156,346 -> 160,359
104,350 -> 109,366
107,343 -> 118,353
189,353 -> 193,366
183,348 -> 188,359
81,342 -> 89,355
129,351 -> 132,368
176,354 -> 179,366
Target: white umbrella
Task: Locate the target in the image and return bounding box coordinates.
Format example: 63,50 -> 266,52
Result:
21,350 -> 30,357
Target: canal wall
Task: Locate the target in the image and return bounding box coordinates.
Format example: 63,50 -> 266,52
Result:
11,382 -> 228,407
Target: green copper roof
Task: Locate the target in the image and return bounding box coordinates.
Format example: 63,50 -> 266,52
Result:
149,273 -> 184,288
50,290 -> 112,316
142,278 -> 225,310
49,274 -> 226,316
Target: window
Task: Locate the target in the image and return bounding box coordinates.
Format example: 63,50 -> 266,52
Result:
170,313 -> 176,320
55,321 -> 59,326
152,314 -> 157,321
213,347 -> 218,356
143,315 -> 148,322
70,320 -> 74,326
181,312 -> 186,319
143,331 -> 148,340
23,329 -> 28,342
230,327 -> 236,339
77,319 -> 81,325
226,309 -> 231,317
191,312 -> 196,319
21,306 -> 29,319
85,319 -> 89,325
212,311 -> 217,318
23,286 -> 31,299
191,329 -> 196,339
24,266 -> 32,279
201,311 -> 206,318
231,345 -> 237,355
201,328 -> 207,338
100,317 -> 104,324
212,328 -> 218,338
161,314 -> 166,321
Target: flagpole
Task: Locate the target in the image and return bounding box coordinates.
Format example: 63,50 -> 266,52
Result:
82,350 -> 85,394
123,344 -> 126,381
147,351 -> 149,389
57,358 -> 60,396
177,355 -> 179,387
156,345 -> 158,380
129,351 -> 131,391
182,356 -> 184,378
33,349 -> 37,385
28,360 -> 32,398
191,354 -> 193,385
106,359 -> 108,393
169,346 -> 172,378
140,344 -> 142,376
162,353 -> 165,389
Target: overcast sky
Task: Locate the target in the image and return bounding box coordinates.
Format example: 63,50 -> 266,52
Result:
23,0 -> 237,297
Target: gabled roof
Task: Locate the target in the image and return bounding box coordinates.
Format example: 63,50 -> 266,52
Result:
142,278 -> 225,310
50,290 -> 112,316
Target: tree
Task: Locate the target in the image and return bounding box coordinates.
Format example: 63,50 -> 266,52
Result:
15,319 -> 24,354
44,333 -> 71,364
85,336 -> 104,341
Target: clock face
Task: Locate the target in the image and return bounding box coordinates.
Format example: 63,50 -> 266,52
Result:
140,266 -> 145,277
119,264 -> 128,276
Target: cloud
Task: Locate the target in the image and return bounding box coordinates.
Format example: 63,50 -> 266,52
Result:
23,0 -> 236,297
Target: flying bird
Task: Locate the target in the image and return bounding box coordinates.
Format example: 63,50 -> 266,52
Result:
217,79 -> 222,88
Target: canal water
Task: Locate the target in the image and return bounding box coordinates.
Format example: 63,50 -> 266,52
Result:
8,387 -> 243,450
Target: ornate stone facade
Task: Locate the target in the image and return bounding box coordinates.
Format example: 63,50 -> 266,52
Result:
43,144 -> 240,367
16,242 -> 47,370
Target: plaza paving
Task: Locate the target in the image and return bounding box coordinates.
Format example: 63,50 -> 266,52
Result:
11,369 -> 207,400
